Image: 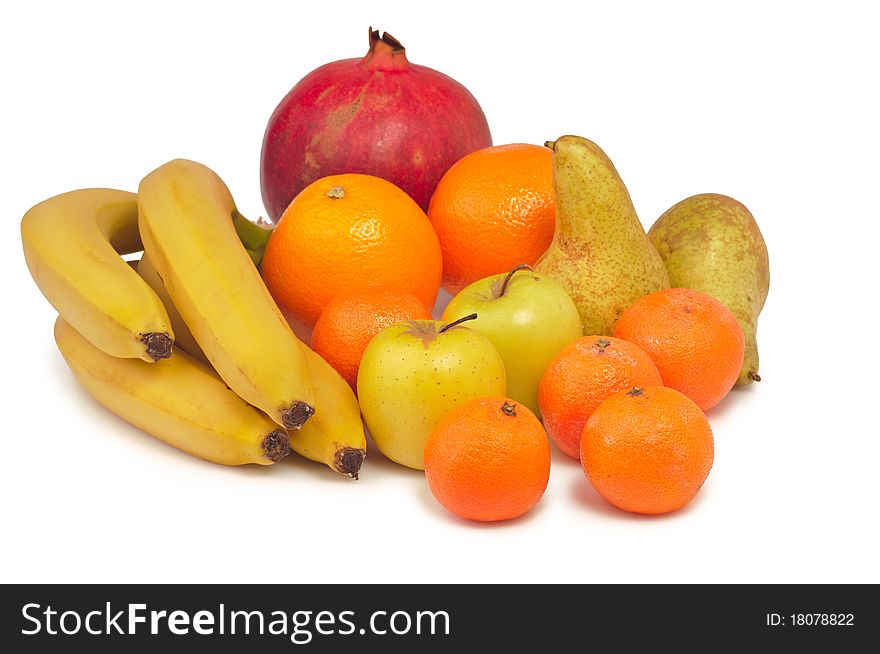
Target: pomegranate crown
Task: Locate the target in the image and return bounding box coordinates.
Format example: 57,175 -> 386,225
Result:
363,27 -> 408,70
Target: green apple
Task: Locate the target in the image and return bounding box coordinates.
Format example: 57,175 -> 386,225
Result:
441,265 -> 582,416
357,316 -> 506,470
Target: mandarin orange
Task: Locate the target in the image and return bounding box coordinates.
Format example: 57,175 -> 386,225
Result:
424,397 -> 550,522
311,289 -> 431,390
581,386 -> 714,515
539,336 -> 662,459
613,288 -> 744,410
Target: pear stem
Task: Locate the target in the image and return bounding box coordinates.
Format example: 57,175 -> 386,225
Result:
498,264 -> 532,297
439,313 -> 478,333
748,371 -> 762,382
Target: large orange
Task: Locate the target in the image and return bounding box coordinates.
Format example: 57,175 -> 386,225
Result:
427,143 -> 554,294
261,174 -> 442,328
538,336 -> 663,459
613,288 -> 744,411
311,288 -> 431,390
424,397 -> 550,522
581,386 -> 714,515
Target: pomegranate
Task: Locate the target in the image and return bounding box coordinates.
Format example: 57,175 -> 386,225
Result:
260,28 -> 492,220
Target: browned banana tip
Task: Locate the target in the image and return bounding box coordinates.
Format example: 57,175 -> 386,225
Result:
281,402 -> 316,429
141,332 -> 173,360
334,447 -> 366,480
262,429 -> 290,462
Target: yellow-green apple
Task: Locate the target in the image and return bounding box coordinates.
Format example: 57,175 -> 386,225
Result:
442,265 -> 582,416
357,315 -> 506,469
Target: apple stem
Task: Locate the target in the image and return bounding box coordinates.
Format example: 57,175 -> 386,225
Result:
499,264 -> 532,297
439,313 -> 478,333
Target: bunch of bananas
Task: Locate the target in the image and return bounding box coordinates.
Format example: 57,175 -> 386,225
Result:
21,159 -> 366,477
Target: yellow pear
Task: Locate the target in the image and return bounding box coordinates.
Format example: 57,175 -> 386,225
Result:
649,193 -> 769,385
535,136 -> 669,334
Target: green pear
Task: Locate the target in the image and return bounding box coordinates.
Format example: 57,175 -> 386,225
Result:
535,136 -> 669,335
357,315 -> 506,470
648,193 -> 769,385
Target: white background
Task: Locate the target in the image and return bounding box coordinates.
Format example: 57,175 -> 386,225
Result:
2,0 -> 878,584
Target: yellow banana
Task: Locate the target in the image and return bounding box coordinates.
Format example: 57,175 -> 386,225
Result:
292,347 -> 367,478
21,189 -> 174,361
54,316 -> 289,466
137,159 -> 315,429
137,252 -> 366,478
136,254 -> 208,365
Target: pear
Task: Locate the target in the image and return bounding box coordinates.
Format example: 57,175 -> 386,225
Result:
648,193 -> 769,385
535,136 -> 669,335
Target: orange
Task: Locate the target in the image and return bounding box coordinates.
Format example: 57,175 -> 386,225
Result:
261,173 -> 442,328
613,288 -> 744,411
427,143 -> 555,294
581,386 -> 714,515
424,397 -> 550,522
311,288 -> 431,390
538,336 -> 663,459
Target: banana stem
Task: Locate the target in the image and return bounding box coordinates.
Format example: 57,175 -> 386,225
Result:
244,248 -> 264,268
232,210 -> 273,267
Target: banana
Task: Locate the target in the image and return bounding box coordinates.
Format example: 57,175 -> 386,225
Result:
137,252 -> 366,478
292,346 -> 367,478
137,159 -> 315,429
136,254 -> 208,365
21,189 -> 174,361
54,316 -> 289,466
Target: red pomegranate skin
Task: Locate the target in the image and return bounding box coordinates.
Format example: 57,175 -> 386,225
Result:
260,29 -> 492,220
